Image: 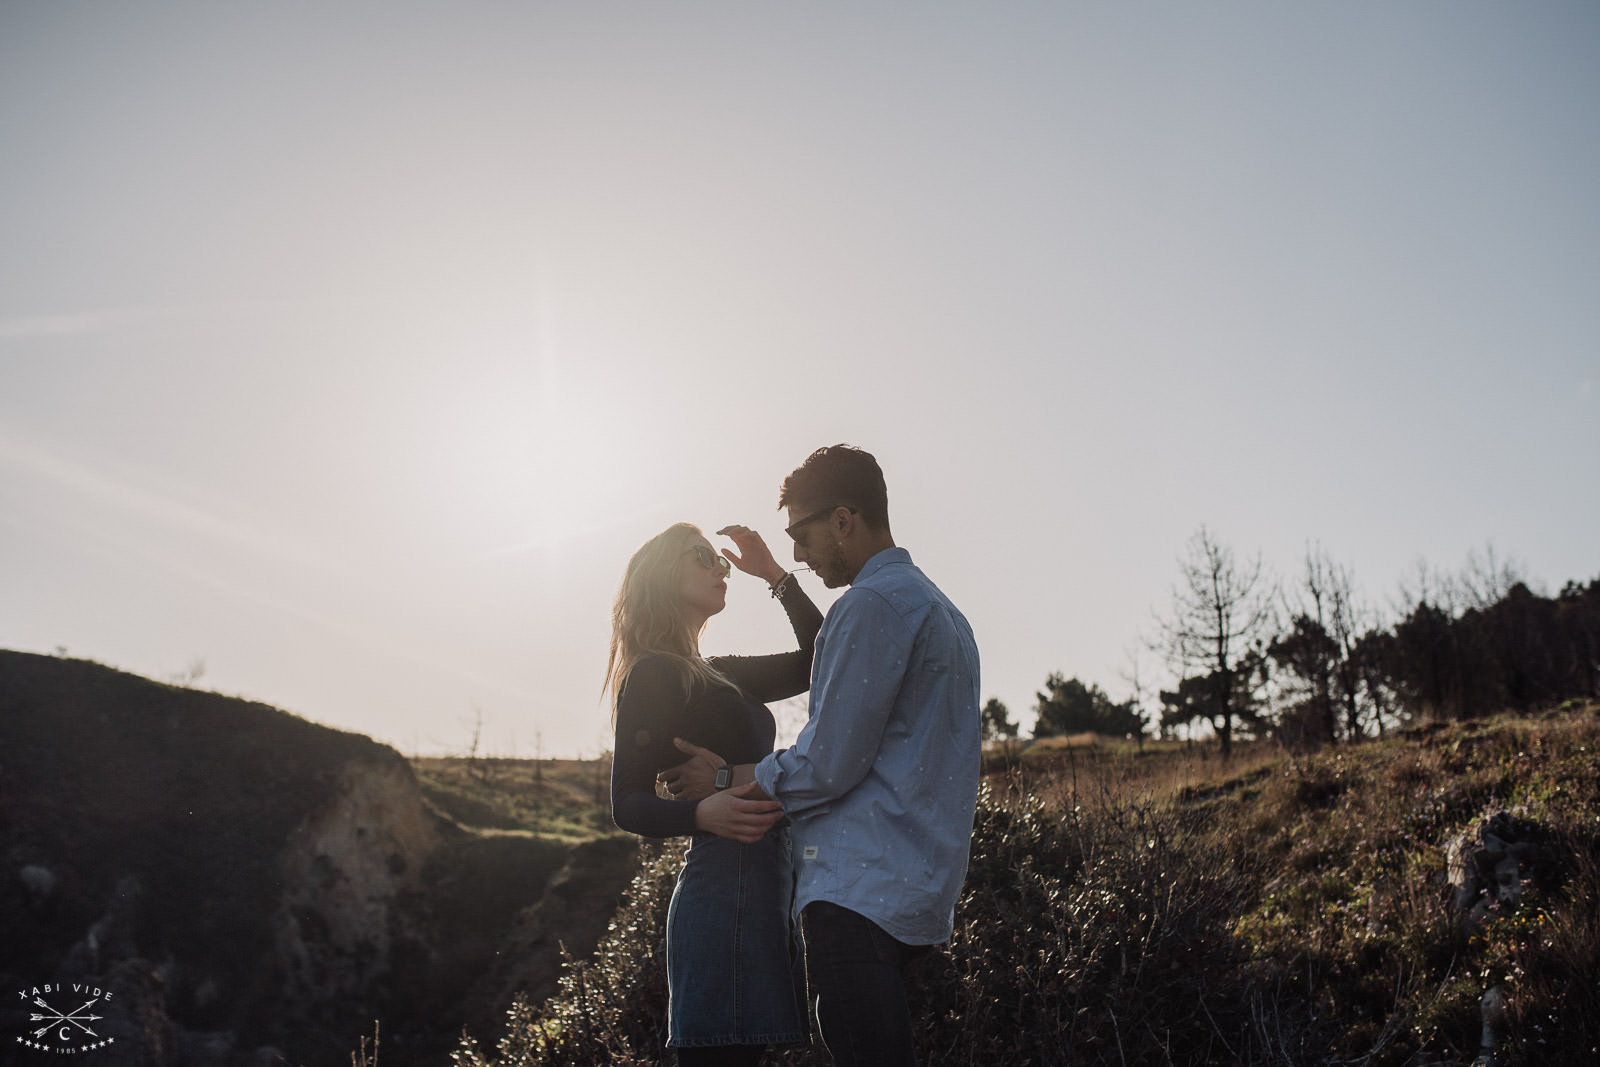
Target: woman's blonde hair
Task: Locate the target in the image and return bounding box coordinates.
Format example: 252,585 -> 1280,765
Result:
605,522 -> 736,720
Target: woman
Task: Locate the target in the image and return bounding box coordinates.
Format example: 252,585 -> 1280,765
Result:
606,521 -> 820,1066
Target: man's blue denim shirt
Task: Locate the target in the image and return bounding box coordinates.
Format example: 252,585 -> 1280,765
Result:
755,547 -> 981,945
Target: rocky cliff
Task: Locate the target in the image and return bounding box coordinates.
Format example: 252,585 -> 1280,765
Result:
0,650 -> 635,1065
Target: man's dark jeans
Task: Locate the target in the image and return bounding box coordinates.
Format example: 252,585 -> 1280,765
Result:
800,901 -> 929,1067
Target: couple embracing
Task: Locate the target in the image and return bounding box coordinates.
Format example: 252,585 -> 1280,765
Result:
605,445 -> 981,1067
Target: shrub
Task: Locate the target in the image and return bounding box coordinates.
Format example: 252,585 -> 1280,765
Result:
460,706 -> 1600,1066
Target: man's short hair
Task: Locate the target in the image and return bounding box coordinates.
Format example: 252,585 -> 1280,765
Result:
779,445 -> 890,532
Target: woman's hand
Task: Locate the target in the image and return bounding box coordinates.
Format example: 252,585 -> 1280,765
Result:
716,525 -> 788,586
693,782 -> 784,843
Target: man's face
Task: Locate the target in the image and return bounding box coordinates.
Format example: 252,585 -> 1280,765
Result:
786,505 -> 851,589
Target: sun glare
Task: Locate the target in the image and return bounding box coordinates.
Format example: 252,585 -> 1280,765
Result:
426,366 -> 645,563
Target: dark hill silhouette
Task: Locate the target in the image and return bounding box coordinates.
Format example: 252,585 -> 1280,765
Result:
0,650 -> 635,1066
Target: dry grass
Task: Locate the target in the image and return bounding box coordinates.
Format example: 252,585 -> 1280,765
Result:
412,755 -> 620,843
457,704 -> 1600,1067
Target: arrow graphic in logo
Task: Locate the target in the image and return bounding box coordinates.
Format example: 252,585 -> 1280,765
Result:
29,996 -> 102,1039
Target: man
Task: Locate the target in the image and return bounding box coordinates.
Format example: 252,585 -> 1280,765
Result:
661,444 -> 981,1067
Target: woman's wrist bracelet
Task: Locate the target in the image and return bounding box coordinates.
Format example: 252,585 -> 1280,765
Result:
768,572 -> 793,599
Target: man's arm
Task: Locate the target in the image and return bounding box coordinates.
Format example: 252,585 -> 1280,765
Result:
658,740 -> 766,800
661,589 -> 912,813
755,589 -> 911,814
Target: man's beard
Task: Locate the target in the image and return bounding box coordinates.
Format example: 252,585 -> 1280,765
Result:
817,542 -> 851,588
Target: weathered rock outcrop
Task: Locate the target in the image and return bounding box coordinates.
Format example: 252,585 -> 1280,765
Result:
1444,809 -> 1560,1067
273,757 -> 443,1011
0,650 -> 637,1065
1445,809 -> 1551,934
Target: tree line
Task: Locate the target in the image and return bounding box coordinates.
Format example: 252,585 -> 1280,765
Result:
983,528 -> 1599,756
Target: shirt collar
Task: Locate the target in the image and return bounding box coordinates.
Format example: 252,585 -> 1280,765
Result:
853,546 -> 911,584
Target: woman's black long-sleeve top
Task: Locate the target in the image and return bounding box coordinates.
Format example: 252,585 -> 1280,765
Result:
610,585 -> 822,839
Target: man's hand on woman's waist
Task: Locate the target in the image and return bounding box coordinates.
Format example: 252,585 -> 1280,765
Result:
659,738 -> 766,801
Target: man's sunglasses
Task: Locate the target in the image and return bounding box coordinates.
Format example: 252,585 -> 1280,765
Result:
685,544 -> 732,574
785,505 -> 857,542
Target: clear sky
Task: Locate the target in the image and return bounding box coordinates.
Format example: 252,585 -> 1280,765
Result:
3,3 -> 1596,757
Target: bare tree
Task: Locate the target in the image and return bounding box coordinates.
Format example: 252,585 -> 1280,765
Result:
1459,542 -> 1525,611
1272,545 -> 1369,745
463,705 -> 491,783
168,658 -> 206,688
1157,526 -> 1276,758
1117,645 -> 1152,750
1396,556 -> 1457,616
1395,543 -> 1524,618
1324,558 -> 1370,740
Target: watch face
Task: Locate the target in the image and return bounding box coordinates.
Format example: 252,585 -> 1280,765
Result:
715,767 -> 732,789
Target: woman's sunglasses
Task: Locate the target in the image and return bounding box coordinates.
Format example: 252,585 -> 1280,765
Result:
685,544 -> 732,574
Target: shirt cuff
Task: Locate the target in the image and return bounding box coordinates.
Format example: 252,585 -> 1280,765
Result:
754,751 -> 782,806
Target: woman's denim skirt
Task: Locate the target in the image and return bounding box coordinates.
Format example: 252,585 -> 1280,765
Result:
665,825 -> 808,1048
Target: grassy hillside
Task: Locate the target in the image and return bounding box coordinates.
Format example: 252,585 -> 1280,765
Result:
456,704 -> 1600,1067
412,755 -> 617,843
